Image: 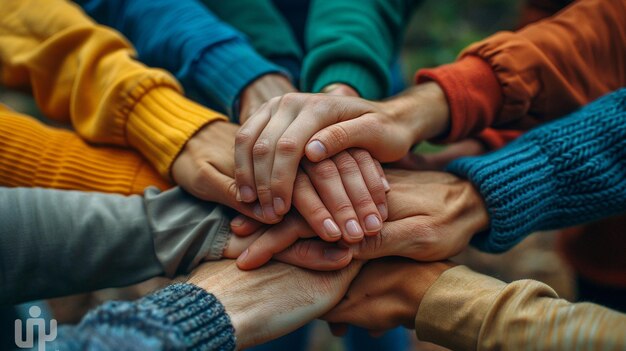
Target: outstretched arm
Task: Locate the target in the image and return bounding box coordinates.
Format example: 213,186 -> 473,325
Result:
0,186 -> 231,305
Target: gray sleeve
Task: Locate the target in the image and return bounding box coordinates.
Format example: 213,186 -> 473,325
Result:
0,187 -> 231,305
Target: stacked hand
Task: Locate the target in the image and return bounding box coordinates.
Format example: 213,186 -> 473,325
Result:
225,169 -> 489,270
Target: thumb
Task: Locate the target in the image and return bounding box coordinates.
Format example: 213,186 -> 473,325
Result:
305,118 -> 392,163
351,222 -> 407,260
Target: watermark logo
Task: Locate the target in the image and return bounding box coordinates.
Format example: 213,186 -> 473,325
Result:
15,306 -> 57,351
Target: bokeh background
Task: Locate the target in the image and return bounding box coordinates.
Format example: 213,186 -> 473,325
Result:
0,0 -> 574,350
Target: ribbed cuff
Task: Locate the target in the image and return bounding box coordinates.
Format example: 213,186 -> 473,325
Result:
416,266 -> 506,351
0,112 -> 170,195
193,40 -> 285,117
127,86 -> 228,180
417,56 -> 503,143
447,140 -> 557,253
309,62 -> 386,100
141,284 -> 236,351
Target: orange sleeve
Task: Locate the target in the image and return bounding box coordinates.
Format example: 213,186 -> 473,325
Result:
0,107 -> 172,195
416,0 -> 626,142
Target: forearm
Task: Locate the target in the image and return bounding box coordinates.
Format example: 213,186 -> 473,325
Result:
416,266 -> 626,350
78,0 -> 286,116
417,0 -> 626,142
447,89 -> 626,252
52,283 -> 236,351
0,109 -> 169,194
0,186 -> 231,305
1,0 -> 227,178
303,0 -> 417,99
0,187 -> 159,304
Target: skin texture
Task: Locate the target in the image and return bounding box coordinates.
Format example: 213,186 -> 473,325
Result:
233,82 -> 448,228
322,258 -> 456,332
227,169 -> 489,270
239,74 -> 297,124
187,259 -> 363,350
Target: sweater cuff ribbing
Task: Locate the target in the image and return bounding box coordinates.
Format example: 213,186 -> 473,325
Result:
193,40 -> 286,117
417,56 -> 503,143
0,112 -> 170,194
127,86 -> 228,180
447,140 -> 557,253
141,283 -> 236,351
309,62 -> 386,100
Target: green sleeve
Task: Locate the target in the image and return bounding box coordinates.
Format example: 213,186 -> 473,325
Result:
303,0 -> 418,99
201,0 -> 302,79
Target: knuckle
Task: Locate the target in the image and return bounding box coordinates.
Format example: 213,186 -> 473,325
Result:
279,92 -> 299,106
322,125 -> 350,149
255,184 -> 272,198
333,155 -> 360,175
349,149 -> 373,164
235,130 -> 253,145
352,196 -> 374,210
333,201 -> 355,215
276,137 -> 300,155
234,168 -> 251,182
252,139 -> 271,158
310,160 -> 339,180
294,241 -> 313,259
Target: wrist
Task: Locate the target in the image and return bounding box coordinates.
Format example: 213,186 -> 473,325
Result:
402,262 -> 456,328
380,82 -> 450,146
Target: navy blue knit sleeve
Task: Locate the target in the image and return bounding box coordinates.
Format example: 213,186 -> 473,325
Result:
448,89 -> 626,253
51,283 -> 236,351
76,0 -> 284,117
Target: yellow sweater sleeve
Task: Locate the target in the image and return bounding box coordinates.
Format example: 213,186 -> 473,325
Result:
0,106 -> 172,194
0,0 -> 227,179
415,266 -> 626,350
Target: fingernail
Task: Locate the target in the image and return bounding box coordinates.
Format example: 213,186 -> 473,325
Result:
231,215 -> 246,227
364,214 -> 382,232
236,190 -> 241,202
323,218 -> 342,239
273,197 -> 286,214
323,247 -> 350,261
238,248 -> 249,262
377,203 -> 388,221
263,205 -> 277,220
239,186 -> 255,202
306,140 -> 327,160
253,204 -> 263,218
382,177 -> 391,192
345,219 -> 363,240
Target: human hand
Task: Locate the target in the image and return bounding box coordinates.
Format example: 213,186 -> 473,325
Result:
170,121 -> 274,223
322,258 -> 455,332
321,83 -> 360,97
187,259 -> 363,349
234,82 -> 448,218
239,73 -> 297,124
228,169 -> 488,270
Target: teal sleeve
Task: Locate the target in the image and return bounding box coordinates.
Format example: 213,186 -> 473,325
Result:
201,0 -> 302,81
447,89 -> 626,253
303,0 -> 419,99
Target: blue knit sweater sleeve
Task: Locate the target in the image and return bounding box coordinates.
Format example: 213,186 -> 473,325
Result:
76,0 -> 283,117
51,283 -> 236,351
447,89 -> 626,253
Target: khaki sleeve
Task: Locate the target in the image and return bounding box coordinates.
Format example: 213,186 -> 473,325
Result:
0,0 -> 227,178
416,266 -> 626,350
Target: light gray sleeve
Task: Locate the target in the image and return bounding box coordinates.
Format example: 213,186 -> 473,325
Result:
0,186 -> 231,305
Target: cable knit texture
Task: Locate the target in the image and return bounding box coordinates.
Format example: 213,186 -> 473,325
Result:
52,283 -> 236,351
448,89 -> 626,253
